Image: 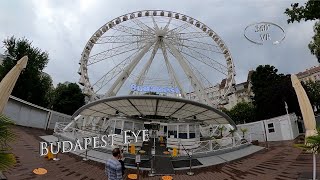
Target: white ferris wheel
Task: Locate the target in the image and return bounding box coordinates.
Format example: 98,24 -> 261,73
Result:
78,10 -> 236,107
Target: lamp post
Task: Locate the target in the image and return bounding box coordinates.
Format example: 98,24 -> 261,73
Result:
285,101 -> 289,115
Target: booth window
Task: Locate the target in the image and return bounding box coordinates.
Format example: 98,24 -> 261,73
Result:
267,123 -> 275,133
189,124 -> 196,138
115,128 -> 122,134
168,125 -> 177,138
179,124 -> 188,139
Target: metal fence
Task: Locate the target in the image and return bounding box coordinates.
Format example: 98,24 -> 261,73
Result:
3,95 -> 72,130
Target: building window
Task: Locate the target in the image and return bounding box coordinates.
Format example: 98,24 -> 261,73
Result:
267,123 -> 275,133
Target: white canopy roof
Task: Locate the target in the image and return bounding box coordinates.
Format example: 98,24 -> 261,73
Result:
72,95 -> 236,127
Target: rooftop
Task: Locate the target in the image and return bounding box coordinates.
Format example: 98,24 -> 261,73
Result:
72,95 -> 236,126
297,66 -> 320,78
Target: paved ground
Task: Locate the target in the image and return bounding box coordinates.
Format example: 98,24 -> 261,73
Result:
4,126 -> 320,180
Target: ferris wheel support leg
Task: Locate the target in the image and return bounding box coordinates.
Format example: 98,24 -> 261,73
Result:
105,40 -> 156,97
130,41 -> 160,95
160,43 -> 186,98
164,40 -> 212,105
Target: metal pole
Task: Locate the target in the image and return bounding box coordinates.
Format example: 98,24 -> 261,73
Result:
83,138 -> 88,161
313,153 -> 316,180
148,155 -> 155,176
137,163 -> 140,180
262,120 -> 269,149
53,134 -> 60,161
186,151 -> 194,176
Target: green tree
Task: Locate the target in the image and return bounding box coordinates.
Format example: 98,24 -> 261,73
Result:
302,80 -> 320,111
0,114 -> 15,171
51,82 -> 85,115
285,1 -> 320,62
251,65 -> 301,120
0,36 -> 53,107
227,102 -> 256,124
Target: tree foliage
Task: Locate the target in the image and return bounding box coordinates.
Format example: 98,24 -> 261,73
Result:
285,1 -> 320,62
0,36 -> 53,107
51,83 -> 85,115
0,114 -> 16,171
302,80 -> 320,111
223,102 -> 256,124
251,65 -> 301,120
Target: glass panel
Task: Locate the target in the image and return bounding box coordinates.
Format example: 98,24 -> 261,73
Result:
268,128 -> 275,133
267,123 -> 274,128
189,133 -> 196,138
179,133 -> 188,139
179,124 -> 187,132
115,120 -> 122,129
123,121 -> 133,130
115,128 -> 121,134
189,124 -> 195,132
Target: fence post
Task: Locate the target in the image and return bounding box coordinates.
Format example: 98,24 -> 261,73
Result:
232,137 -> 235,147
187,150 -> 194,176
53,134 -> 60,161
209,140 -> 213,151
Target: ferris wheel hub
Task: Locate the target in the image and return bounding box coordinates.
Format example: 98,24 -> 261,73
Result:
155,29 -> 167,37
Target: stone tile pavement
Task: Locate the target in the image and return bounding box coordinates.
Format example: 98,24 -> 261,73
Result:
4,126 -> 320,180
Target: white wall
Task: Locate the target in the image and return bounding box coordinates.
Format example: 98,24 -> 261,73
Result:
237,121 -> 265,142
237,113 -> 299,142
3,96 -> 72,130
290,114 -> 300,139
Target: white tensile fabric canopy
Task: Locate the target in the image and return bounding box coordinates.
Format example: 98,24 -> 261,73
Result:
72,95 -> 236,127
0,56 -> 28,113
291,74 -> 316,137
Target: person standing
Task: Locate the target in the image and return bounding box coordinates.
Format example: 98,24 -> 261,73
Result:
106,148 -> 123,180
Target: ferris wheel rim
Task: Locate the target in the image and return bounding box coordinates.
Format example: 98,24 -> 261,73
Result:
79,10 -> 236,105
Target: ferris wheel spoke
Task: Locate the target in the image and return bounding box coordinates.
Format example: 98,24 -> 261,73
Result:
152,16 -> 160,31
112,24 -> 153,36
130,42 -> 160,95
92,44 -> 153,94
88,41 -> 151,66
106,39 -> 156,97
175,32 -> 209,40
96,35 -> 153,44
184,57 -> 216,88
164,17 -> 172,30
179,45 -> 228,72
164,39 -> 212,105
132,18 -> 155,33
180,50 -> 227,76
178,39 -> 222,54
175,43 -> 222,54
167,22 -> 193,34
160,43 -> 186,98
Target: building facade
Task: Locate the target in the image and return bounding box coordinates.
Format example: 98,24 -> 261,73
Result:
186,71 -> 254,110
297,65 -> 320,83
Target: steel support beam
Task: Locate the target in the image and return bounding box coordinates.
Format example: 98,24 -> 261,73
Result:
105,39 -> 156,97
164,39 -> 212,105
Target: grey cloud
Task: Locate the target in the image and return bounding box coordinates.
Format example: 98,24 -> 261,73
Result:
0,0 -> 318,87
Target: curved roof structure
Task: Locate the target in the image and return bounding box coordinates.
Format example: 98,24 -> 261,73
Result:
72,95 -> 236,127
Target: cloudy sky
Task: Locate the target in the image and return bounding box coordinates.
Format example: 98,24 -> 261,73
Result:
0,0 -> 318,87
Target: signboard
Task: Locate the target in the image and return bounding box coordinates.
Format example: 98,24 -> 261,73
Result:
130,84 -> 180,94
244,22 -> 285,45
